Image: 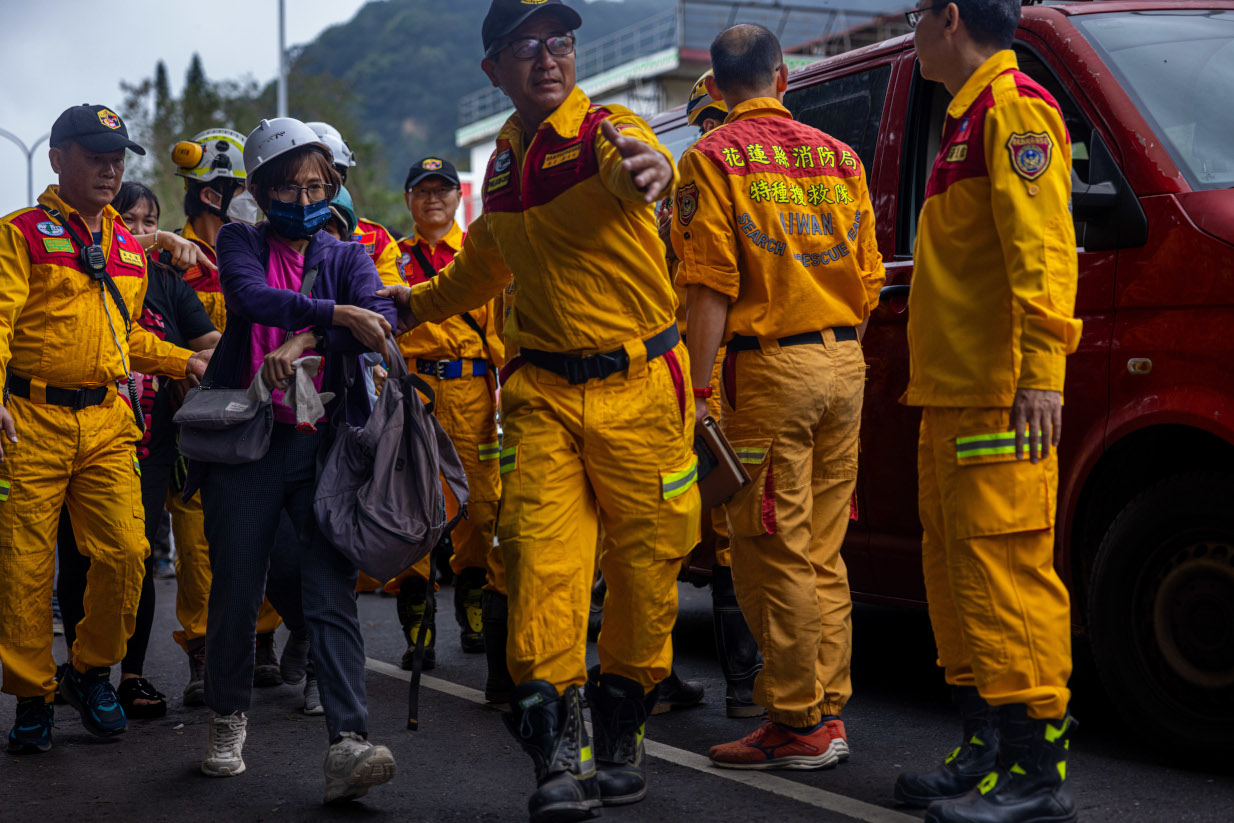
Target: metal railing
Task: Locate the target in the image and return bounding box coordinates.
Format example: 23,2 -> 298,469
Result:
458,9 -> 680,127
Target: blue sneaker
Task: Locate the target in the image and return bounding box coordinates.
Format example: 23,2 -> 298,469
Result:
60,665 -> 126,737
8,697 -> 53,753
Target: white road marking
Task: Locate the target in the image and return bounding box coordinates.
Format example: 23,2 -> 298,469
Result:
366,658 -> 918,823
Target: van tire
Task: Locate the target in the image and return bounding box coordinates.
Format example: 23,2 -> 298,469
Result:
1087,472 -> 1234,754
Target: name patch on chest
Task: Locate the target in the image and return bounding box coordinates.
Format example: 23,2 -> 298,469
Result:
42,237 -> 73,254
945,144 -> 969,163
118,248 -> 144,267
542,144 -> 581,170
487,171 -> 512,193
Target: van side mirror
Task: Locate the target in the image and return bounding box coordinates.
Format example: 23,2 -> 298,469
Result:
1072,131 -> 1148,252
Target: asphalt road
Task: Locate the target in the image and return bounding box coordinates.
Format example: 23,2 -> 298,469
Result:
3,577 -> 1233,822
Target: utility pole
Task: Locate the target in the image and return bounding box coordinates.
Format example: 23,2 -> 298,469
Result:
277,0 -> 289,117
0,129 -> 51,207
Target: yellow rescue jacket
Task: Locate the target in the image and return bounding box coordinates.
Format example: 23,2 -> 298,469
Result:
905,50 -> 1082,408
180,219 -> 225,332
407,85 -> 680,355
0,186 -> 191,389
353,217 -> 404,289
672,98 -> 884,339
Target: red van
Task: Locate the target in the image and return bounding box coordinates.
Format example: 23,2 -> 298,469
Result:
651,0 -> 1234,752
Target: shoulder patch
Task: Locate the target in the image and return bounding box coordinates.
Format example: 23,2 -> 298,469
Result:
676,183 -> 699,227
493,149 -> 513,174
35,221 -> 65,237
1007,132 -> 1053,181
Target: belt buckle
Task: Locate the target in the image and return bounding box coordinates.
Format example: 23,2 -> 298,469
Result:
73,389 -> 90,411
436,359 -> 451,380
565,355 -> 595,385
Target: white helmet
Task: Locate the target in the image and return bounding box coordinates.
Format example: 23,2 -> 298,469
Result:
305,121 -> 356,169
171,129 -> 247,182
243,118 -> 332,177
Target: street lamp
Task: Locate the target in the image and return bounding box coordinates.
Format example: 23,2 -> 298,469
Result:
277,0 -> 288,117
0,129 -> 51,207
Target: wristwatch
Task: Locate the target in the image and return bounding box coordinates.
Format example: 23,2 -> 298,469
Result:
311,328 -> 329,352
693,386 -> 713,399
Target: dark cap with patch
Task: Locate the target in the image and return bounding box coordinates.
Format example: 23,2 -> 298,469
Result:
482,0 -> 582,56
50,104 -> 146,155
405,157 -> 461,192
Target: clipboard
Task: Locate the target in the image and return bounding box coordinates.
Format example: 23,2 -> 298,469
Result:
694,415 -> 750,509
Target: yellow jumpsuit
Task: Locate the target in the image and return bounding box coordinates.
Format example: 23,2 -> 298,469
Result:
408,86 -> 699,695
0,187 -> 193,697
178,219 -> 281,645
673,98 -> 885,726
906,50 -> 1081,721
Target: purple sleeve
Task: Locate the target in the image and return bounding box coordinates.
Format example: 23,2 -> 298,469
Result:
324,244 -> 399,354
216,223 -> 336,330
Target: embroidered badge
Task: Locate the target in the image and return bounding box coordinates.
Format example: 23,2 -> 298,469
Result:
542,144 -> 581,170
1007,132 -> 1053,181
118,248 -> 144,266
98,108 -> 122,130
422,158 -> 443,171
36,221 -> 65,237
676,183 -> 699,227
486,171 -> 512,193
493,149 -> 513,174
43,237 -> 73,254
945,144 -> 969,163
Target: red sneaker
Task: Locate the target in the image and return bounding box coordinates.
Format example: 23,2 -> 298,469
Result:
709,720 -> 844,770
824,718 -> 850,762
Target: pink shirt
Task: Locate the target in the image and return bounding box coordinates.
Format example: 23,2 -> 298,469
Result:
248,236 -> 324,425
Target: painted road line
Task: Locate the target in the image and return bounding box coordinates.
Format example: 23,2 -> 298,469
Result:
365,657 -> 917,823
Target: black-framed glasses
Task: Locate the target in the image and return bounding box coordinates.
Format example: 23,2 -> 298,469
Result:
905,3 -> 950,29
270,182 -> 335,204
409,186 -> 460,200
488,33 -> 576,61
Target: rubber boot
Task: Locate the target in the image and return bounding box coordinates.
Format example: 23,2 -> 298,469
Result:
482,590 -> 515,706
651,668 -> 705,715
711,565 -> 764,718
454,567 -> 487,653
925,705 -> 1077,823
504,681 -> 602,823
585,666 -> 653,806
895,686 -> 999,807
397,576 -> 435,671
587,574 -> 606,643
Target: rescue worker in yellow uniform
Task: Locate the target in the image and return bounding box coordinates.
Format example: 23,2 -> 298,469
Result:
895,4 -> 1080,822
389,157 -> 506,676
168,128 -> 289,701
379,2 -> 699,819
660,69 -> 763,720
0,105 -> 210,752
672,26 -> 884,769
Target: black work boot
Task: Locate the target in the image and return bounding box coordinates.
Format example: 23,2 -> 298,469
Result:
482,590 -> 515,706
433,533 -> 455,587
711,565 -> 764,718
585,666 -> 654,806
454,567 -> 487,653
651,668 -> 705,715
925,705 -> 1077,823
397,576 -> 435,671
895,686 -> 999,807
504,681 -> 602,823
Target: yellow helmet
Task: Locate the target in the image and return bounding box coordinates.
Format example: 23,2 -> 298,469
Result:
171,129 -> 247,183
686,70 -> 728,127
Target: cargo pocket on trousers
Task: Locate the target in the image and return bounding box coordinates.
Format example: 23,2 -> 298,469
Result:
725,439 -> 775,538
655,456 -> 701,560
951,431 -> 1051,540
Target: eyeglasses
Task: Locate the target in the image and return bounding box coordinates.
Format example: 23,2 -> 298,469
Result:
270,182 -> 335,204
905,3 -> 950,29
488,33 -> 576,61
409,186 -> 459,200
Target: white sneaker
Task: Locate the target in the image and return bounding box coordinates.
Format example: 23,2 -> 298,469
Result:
202,712 -> 247,777
323,732 -> 396,804
302,677 -> 325,716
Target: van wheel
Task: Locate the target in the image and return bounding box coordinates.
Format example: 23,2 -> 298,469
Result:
1088,472 -> 1234,753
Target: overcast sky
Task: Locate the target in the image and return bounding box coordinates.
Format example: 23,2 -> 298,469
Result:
0,0 -> 371,215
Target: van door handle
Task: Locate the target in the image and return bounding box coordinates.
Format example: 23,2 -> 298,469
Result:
880,285 -> 911,300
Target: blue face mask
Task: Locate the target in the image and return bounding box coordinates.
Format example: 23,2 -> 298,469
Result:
266,198 -> 331,239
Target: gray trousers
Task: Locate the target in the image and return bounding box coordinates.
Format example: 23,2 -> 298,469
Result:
202,423 -> 367,741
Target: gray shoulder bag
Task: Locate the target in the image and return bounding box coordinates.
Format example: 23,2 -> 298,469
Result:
173,265 -> 319,465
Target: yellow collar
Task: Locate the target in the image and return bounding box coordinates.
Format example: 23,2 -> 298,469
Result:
948,50 -> 1019,119
37,185 -> 118,232
413,222 -> 463,253
723,97 -> 792,125
498,84 -> 593,144
181,219 -> 215,255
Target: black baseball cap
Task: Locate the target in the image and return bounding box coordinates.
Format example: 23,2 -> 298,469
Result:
49,104 -> 146,155
405,157 -> 461,192
482,0 -> 582,56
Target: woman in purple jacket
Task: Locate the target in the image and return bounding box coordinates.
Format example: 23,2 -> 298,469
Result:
194,118 -> 399,804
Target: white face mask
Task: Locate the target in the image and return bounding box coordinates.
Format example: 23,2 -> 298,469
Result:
226,190 -> 261,225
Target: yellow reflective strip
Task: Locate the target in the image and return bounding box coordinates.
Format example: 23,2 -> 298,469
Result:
734,448 -> 767,464
958,446 -> 1018,459
499,446 -> 518,475
662,459 -> 698,500
0,479 -> 9,502
478,443 -> 501,461
956,431 -> 1012,446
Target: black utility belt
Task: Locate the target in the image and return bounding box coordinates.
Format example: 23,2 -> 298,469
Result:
6,375 -> 109,409
725,327 -> 857,355
521,325 -> 681,386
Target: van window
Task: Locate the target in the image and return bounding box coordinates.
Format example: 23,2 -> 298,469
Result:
658,122 -> 700,163
785,65 -> 892,173
896,47 -> 1097,257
